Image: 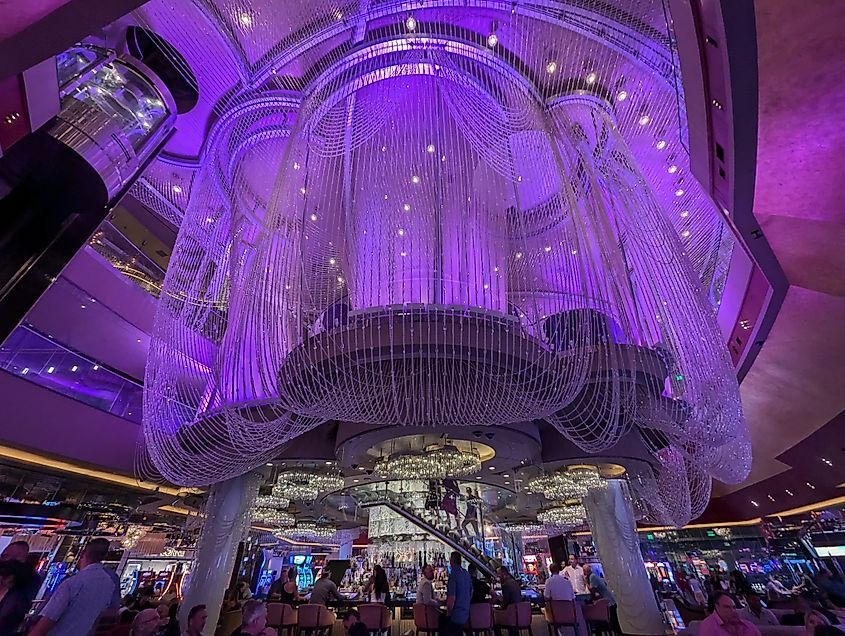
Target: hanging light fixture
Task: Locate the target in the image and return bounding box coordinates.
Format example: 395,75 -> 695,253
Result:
272,470 -> 344,501
276,521 -> 337,539
527,467 -> 605,500
253,507 -> 295,527
501,521 -> 543,534
538,503 -> 586,528
374,444 -> 481,479
255,493 -> 289,509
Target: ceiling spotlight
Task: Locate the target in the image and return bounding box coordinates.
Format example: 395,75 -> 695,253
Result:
403,203 -> 411,212
515,252 -> 523,259
80,304 -> 86,309
47,367 -> 55,374
638,114 -> 651,126
616,90 -> 628,102
545,60 -> 558,74
487,33 -> 499,47
668,165 -> 678,174
398,228 -> 405,236
71,365 -> 78,372
136,339 -> 142,343
426,144 -> 435,154
681,230 -> 690,238
807,482 -> 816,489
238,12 -> 253,27
293,162 -> 301,170
680,210 -> 689,218
751,500 -> 759,507
411,175 -> 420,184
405,14 -> 417,31
299,187 -> 306,195
483,283 -> 490,290
333,9 -> 343,20
329,258 -> 336,265
675,189 -> 685,197
93,365 -> 99,370
656,140 -> 667,150
400,251 -> 407,257
171,185 -> 183,194
571,249 -> 578,255
337,276 -> 344,283
310,213 -> 318,221
586,72 -> 597,84
544,246 -> 552,252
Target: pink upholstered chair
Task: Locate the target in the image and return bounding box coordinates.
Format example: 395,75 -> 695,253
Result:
494,601 -> 533,636
543,600 -> 580,636
297,603 -> 335,636
469,603 -> 495,636
359,603 -> 392,636
413,603 -> 441,636
582,599 -> 612,636
268,603 -> 298,636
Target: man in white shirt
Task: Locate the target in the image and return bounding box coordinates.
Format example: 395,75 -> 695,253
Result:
544,563 -> 574,601
417,564 -> 440,608
562,555 -> 589,600
738,592 -> 778,626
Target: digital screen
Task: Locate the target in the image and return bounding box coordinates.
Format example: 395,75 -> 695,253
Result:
815,546 -> 845,557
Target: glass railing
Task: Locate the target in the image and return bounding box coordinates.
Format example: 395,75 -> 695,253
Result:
0,326 -> 143,423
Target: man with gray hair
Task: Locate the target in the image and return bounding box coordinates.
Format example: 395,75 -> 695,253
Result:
230,599 -> 278,635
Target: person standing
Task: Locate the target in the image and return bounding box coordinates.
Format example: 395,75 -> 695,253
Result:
699,592 -> 762,636
183,604 -> 208,636
460,488 -> 481,538
0,559 -> 32,634
279,566 -> 299,604
544,563 -> 574,601
268,569 -> 288,601
442,481 -> 459,528
468,564 -> 491,603
0,540 -> 40,602
30,538 -> 120,636
562,555 -> 589,601
446,552 -> 472,636
311,570 -> 342,606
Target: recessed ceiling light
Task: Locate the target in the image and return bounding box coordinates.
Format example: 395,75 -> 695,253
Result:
411,175 -> 420,184
751,500 -> 759,507
353,479 -> 359,483
310,213 -> 318,221
80,304 -> 86,309
675,189 -> 685,197
405,15 -> 417,31
337,276 -> 344,283
93,365 -> 99,370
616,90 -> 628,102
487,33 -> 499,47
299,187 -> 306,195
398,228 -> 405,236
325,460 -> 333,465
638,114 -> 651,126
238,12 -> 253,27
403,203 -> 411,212
668,165 -> 678,174
329,258 -> 336,265
656,140 -> 667,150
426,144 -> 435,154
136,339 -> 141,343
400,251 -> 407,257
544,246 -> 552,252
266,463 -> 273,467
571,249 -> 578,255
515,252 -> 523,259
47,367 -> 54,374
483,283 -> 489,290
545,61 -> 558,74
681,230 -> 690,238
680,210 -> 689,218
488,466 -> 495,471
71,365 -> 78,372
585,72 -> 597,84
171,185 -> 182,194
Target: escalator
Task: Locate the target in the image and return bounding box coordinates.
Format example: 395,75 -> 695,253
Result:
357,492 -> 500,579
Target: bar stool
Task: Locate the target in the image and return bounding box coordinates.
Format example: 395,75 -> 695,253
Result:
469,603 -> 495,636
413,603 -> 441,636
543,600 -> 579,636
215,610 -> 243,636
268,603 -> 298,636
582,599 -> 612,636
494,601 -> 533,636
359,603 -> 393,636
297,603 -> 335,636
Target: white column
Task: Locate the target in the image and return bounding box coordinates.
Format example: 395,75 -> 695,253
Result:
583,480 -> 664,636
180,472 -> 260,634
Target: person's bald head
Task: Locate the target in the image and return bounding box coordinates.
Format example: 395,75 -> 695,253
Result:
1,541 -> 29,563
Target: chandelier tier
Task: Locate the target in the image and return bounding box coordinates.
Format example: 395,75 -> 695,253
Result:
276,521 -> 337,539
142,0 -> 750,527
374,444 -> 481,480
537,504 -> 587,529
271,470 -> 344,501
253,507 -> 295,527
527,468 -> 606,501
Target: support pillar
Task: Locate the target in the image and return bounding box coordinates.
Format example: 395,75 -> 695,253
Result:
583,480 -> 664,636
180,472 -> 260,635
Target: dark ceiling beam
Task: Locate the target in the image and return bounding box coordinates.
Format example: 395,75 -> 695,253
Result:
0,0 -> 148,80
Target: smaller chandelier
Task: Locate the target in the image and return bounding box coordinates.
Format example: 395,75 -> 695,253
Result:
374,444 -> 481,480
255,494 -> 289,509
253,507 -> 295,527
272,470 -> 345,501
501,521 -> 543,534
537,503 -> 586,528
527,468 -> 604,501
276,521 -> 337,539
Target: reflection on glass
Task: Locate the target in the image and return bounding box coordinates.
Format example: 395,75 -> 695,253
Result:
56,46 -> 108,88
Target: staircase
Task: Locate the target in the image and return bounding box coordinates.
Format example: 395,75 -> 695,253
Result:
356,491 -> 500,578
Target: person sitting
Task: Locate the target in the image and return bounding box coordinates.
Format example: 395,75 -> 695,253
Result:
279,566 -> 299,604
494,567 -> 523,636
544,563 -> 574,601
230,599 -> 278,635
700,591 -> 762,636
268,570 -> 288,601
342,609 -> 361,636
311,570 -> 342,606
739,592 -> 778,626
766,575 -> 793,601
131,608 -> 160,636
468,564 -> 491,604
805,610 -> 831,635
184,604 -> 208,636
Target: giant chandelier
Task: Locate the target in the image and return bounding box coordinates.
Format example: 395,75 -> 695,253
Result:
142,0 -> 751,528
271,470 -> 344,501
276,521 -> 337,540
527,468 -> 605,501
374,444 -> 481,480
253,507 -> 295,527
